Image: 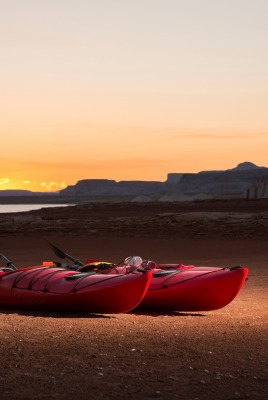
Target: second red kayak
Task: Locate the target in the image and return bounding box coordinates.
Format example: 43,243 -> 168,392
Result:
137,266 -> 248,311
104,264 -> 248,311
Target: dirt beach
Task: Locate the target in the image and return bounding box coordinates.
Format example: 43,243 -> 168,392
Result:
0,201 -> 267,399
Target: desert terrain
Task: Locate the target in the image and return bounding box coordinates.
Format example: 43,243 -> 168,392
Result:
0,200 -> 267,399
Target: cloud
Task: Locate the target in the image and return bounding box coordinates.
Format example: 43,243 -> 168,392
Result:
187,133 -> 243,139
0,178 -> 10,185
158,128 -> 268,140
183,132 -> 268,140
40,181 -> 67,191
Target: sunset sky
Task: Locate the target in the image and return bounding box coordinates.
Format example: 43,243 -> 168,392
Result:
1,1 -> 268,191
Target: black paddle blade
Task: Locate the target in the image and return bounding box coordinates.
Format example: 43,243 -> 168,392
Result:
48,241 -> 67,259
47,241 -> 83,266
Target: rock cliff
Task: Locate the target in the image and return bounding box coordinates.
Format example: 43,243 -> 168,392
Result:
61,179 -> 163,197
56,162 -> 268,200
245,176 -> 268,198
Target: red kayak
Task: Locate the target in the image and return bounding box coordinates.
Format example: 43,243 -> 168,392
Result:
72,253 -> 249,312
139,266 -> 248,311
82,255 -> 248,312
45,244 -> 249,312
103,263 -> 248,311
0,265 -> 152,314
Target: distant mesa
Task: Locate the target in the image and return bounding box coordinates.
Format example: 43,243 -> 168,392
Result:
61,179 -> 163,197
166,173 -> 184,184
0,189 -> 58,198
231,162 -> 263,171
58,162 -> 268,200
1,162 -> 268,201
0,190 -> 35,197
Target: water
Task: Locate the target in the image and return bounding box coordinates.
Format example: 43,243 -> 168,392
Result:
0,204 -> 73,214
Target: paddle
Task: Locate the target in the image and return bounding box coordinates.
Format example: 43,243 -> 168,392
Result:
0,254 -> 17,270
47,241 -> 84,266
47,242 -> 154,275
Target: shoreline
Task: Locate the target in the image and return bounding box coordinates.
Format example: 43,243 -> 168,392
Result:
0,200 -> 267,240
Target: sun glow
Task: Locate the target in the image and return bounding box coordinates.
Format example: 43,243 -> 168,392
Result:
0,179 -> 10,186
0,178 -> 67,192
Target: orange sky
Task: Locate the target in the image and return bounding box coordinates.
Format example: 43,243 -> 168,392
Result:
1,1 -> 268,191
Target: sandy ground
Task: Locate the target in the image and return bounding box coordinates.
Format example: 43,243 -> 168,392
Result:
0,201 -> 268,399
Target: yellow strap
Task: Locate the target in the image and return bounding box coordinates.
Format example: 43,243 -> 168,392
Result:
78,262 -> 114,271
